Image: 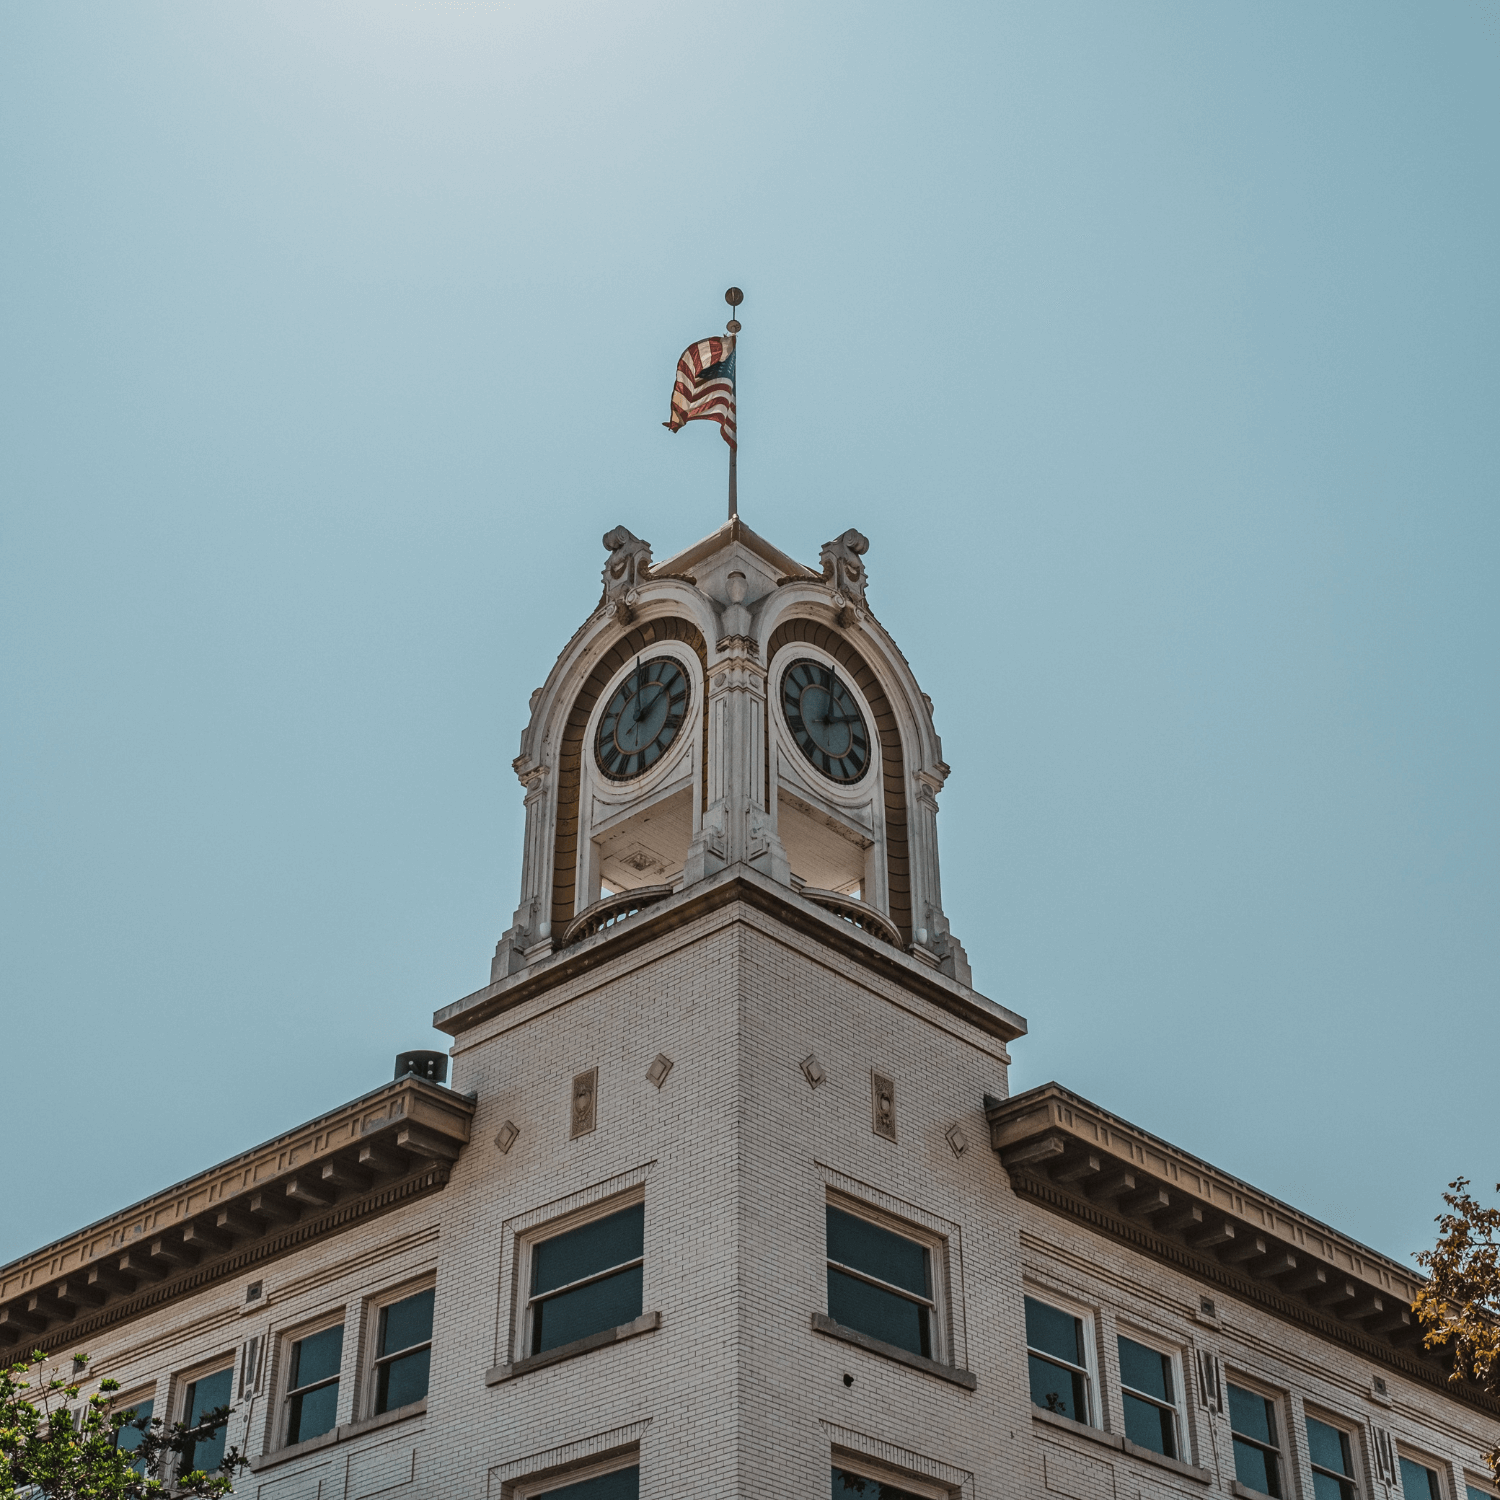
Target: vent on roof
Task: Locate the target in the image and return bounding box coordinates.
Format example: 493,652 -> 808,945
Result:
394,1051 -> 447,1084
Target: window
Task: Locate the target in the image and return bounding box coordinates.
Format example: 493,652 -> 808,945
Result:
113,1395 -> 153,1475
528,1201 -> 643,1356
825,1203 -> 937,1360
525,1462 -> 639,1499
832,1466 -> 934,1499
1306,1417 -> 1359,1500
1467,1484 -> 1496,1500
1227,1383 -> 1282,1497
1024,1296 -> 1094,1424
178,1367 -> 233,1478
1117,1334 -> 1181,1459
373,1288 -> 434,1413
1400,1460 -> 1444,1500
284,1323 -> 343,1444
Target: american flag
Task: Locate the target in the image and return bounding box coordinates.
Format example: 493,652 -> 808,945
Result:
662,334 -> 736,449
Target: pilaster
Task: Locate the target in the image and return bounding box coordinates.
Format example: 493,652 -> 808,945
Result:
684,642 -> 790,889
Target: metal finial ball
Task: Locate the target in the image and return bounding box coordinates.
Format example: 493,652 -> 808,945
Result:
726,319 -> 741,333
724,287 -> 744,307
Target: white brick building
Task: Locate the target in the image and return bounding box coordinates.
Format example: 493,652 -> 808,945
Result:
3,519 -> 1495,1500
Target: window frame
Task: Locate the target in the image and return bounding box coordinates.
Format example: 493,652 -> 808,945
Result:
830,1452 -> 952,1500
510,1450 -> 640,1499
1224,1374 -> 1285,1498
276,1311 -> 346,1450
824,1191 -> 950,1366
360,1276 -> 436,1420
1022,1284 -> 1100,1429
1304,1409 -> 1362,1500
1397,1450 -> 1447,1500
514,1188 -> 645,1364
110,1385 -> 157,1476
173,1356 -> 236,1479
1114,1324 -> 1187,1462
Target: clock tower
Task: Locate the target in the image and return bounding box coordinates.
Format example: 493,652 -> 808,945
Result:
9,511 -> 1474,1500
489,516 -> 972,985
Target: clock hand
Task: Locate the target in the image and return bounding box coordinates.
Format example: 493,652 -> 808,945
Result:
629,683 -> 668,727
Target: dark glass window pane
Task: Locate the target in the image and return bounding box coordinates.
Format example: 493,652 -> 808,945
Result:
827,1266 -> 930,1358
375,1346 -> 431,1414
1025,1297 -> 1085,1366
1402,1460 -> 1443,1500
290,1325 -> 343,1390
1028,1352 -> 1088,1421
287,1381 -> 338,1445
533,1205 -> 644,1297
379,1289 -> 435,1357
115,1398 -> 153,1473
539,1465 -> 640,1500
1312,1472 -> 1356,1500
1228,1384 -> 1276,1448
1307,1420 -> 1354,1477
180,1368 -> 232,1476
533,1263 -> 643,1354
1122,1390 -> 1177,1458
1468,1488 -> 1493,1500
827,1207 -> 930,1299
832,1466 -> 926,1499
1118,1336 -> 1173,1403
1234,1437 -> 1282,1497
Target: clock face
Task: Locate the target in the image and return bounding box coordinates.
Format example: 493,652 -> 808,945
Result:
595,657 -> 691,780
781,658 -> 870,784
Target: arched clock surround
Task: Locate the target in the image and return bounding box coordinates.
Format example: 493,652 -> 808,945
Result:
764,617 -> 911,945
550,616 -> 708,934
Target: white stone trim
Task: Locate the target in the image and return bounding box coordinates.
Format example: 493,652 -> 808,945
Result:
487,1418 -> 650,1495
501,1161 -> 656,1240
818,1161 -> 969,1365
821,1419 -> 975,1499
494,1162 -> 655,1366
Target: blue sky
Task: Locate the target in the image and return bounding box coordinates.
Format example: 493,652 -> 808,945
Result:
1,3 -> 1495,1268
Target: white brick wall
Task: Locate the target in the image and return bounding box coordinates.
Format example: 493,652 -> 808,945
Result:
48,896 -> 1500,1500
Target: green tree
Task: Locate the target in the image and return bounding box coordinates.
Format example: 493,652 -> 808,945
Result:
1414,1178 -> 1500,1484
0,1351 -> 248,1500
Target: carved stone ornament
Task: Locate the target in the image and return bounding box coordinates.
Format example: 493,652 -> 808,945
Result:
494,1120 -> 520,1154
600,526 -> 653,623
645,1053 -> 674,1089
717,569 -> 755,648
945,1123 -> 968,1159
569,1067 -> 598,1138
870,1070 -> 897,1142
819,528 -> 870,623
800,1053 -> 826,1089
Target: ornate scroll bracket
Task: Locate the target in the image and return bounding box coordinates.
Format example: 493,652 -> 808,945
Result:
512,755 -> 548,793
819,528 -> 870,627
600,525 -> 654,624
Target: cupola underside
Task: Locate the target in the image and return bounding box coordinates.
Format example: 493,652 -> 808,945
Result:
490,519 -> 971,986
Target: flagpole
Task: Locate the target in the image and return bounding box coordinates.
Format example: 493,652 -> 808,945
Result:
725,287 -> 743,520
